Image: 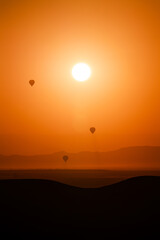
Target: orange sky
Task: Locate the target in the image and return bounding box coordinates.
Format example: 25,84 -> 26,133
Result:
0,0 -> 160,155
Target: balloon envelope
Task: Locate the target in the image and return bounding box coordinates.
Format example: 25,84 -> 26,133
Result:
90,127 -> 96,134
29,80 -> 35,86
63,155 -> 68,162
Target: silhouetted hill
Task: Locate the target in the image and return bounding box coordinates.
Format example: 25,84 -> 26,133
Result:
0,176 -> 160,238
0,146 -> 160,169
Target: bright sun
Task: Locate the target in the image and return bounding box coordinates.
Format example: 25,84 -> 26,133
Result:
72,63 -> 91,82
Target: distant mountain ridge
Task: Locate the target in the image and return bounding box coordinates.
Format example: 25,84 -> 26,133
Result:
0,146 -> 160,169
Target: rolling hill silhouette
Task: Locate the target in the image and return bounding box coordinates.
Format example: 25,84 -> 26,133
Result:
0,176 -> 160,238
0,146 -> 160,169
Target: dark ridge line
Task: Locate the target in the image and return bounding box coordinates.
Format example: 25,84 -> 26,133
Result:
0,175 -> 160,190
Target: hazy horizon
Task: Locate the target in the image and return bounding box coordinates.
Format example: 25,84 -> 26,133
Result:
1,133 -> 160,155
0,146 -> 160,170
0,144 -> 160,156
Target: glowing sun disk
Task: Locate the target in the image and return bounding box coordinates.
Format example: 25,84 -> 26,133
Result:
72,63 -> 91,82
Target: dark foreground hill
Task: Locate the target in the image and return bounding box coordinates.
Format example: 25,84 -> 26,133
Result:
0,177 -> 160,238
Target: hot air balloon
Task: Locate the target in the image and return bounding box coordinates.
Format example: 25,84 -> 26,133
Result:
63,155 -> 68,162
29,80 -> 35,86
90,127 -> 96,134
